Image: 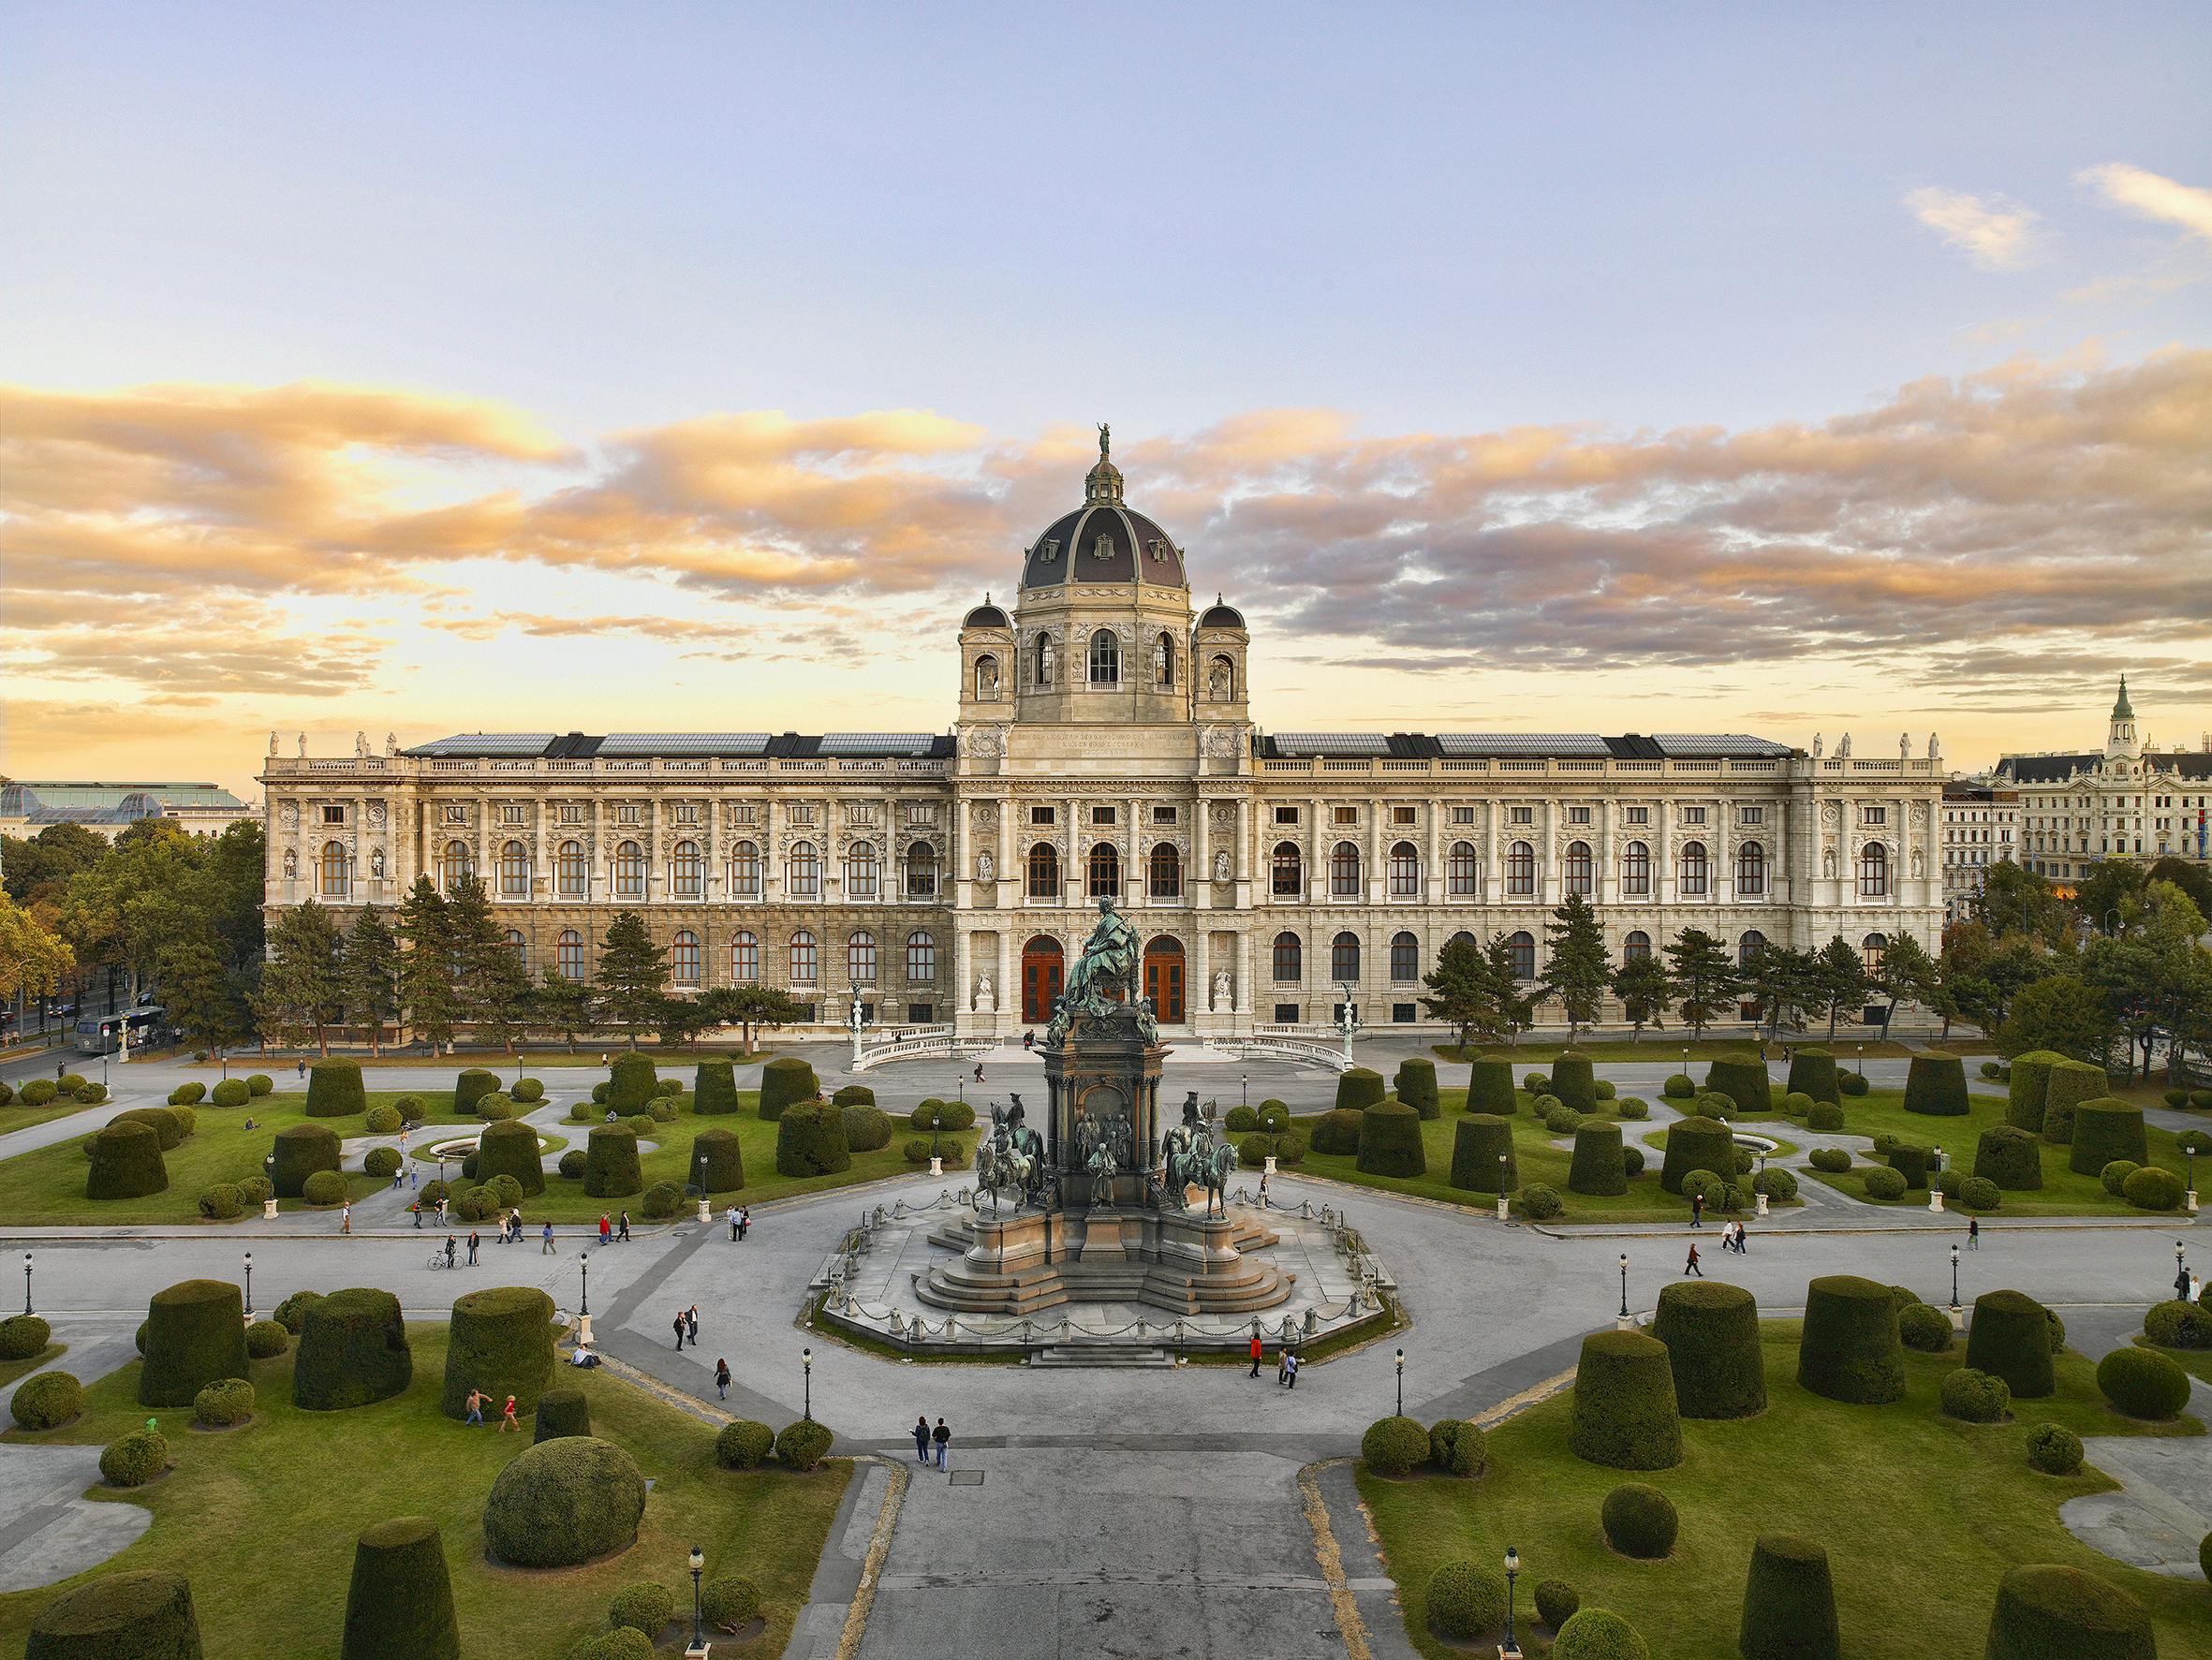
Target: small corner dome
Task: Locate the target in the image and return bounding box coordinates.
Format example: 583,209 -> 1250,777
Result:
1198,601 -> 1246,629
963,600 -> 1010,629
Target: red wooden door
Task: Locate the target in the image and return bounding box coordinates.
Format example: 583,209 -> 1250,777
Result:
1021,938 -> 1064,1023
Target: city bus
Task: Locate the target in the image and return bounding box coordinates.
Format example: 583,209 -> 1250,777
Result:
76,1007 -> 170,1056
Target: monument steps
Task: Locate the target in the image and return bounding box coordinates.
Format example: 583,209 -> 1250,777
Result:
1027,1344 -> 1177,1370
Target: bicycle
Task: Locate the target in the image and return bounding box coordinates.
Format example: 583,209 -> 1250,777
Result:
427,1250 -> 456,1270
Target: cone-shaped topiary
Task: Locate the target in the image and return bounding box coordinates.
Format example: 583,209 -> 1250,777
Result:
583,1127 -> 643,1197
85,1121 -> 168,1200
1903,1054 -> 1969,1116
341,1517 -> 458,1660
1335,1067 -> 1386,1112
1659,1116 -> 1734,1195
1448,1115 -> 1517,1192
139,1279 -> 247,1407
474,1118 -> 546,1197
534,1387 -> 591,1442
1568,1123 -> 1628,1196
294,1287 -> 412,1411
694,1059 -> 741,1115
1965,1289 -> 2057,1399
453,1068 -> 502,1114
1466,1058 -> 1516,1114
1309,1109 -> 1364,1155
271,1122 -> 340,1197
1392,1058 -> 1440,1119
1600,1483 -> 1678,1559
1739,1535 -> 1840,1660
1983,1565 -> 2154,1660
775,1103 -> 852,1178
692,1127 -> 745,1193
2041,1060 -> 2107,1145
1704,1054 -> 1772,1116
1356,1097 -> 1426,1177
1554,1609 -> 1651,1659
2005,1051 -> 2063,1133
2068,1100 -> 2148,1177
1797,1275 -> 1905,1404
441,1286 -> 555,1420
1652,1281 -> 1765,1419
1570,1329 -> 1682,1470
606,1053 -> 658,1112
757,1056 -> 818,1121
1975,1125 -> 2043,1190
1551,1050 -> 1597,1112
24,1568 -> 202,1660
1786,1047 -> 1839,1104
483,1435 -> 647,1567
305,1059 -> 366,1118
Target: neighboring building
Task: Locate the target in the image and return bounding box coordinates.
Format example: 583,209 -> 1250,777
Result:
1939,779 -> 2018,922
258,433 -> 1944,1036
1998,679 -> 2212,888
0,781 -> 254,843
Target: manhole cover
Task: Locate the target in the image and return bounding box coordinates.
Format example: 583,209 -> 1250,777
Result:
948,1470 -> 984,1486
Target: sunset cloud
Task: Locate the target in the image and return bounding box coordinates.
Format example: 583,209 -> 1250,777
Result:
2078,163 -> 2212,249
1903,185 -> 2042,269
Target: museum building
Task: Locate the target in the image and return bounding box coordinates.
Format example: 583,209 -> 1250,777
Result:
258,433 -> 1945,1037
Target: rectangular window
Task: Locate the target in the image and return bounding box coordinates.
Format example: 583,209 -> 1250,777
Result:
1030,805 -> 1055,826
617,803 -> 641,825
1510,806 -> 1533,825
1451,805 -> 1476,824
1740,806 -> 1763,825
501,803 -> 524,826
560,803 -> 584,824
1625,806 -> 1650,825
1864,805 -> 1886,826
322,803 -> 345,825
1334,806 -> 1359,826
729,803 -> 757,825
1275,1003 -> 1301,1024
443,804 -> 465,825
1091,805 -> 1117,827
1392,806 -> 1417,827
1681,806 -> 1707,825
906,802 -> 937,825
1568,805 -> 1591,825
848,803 -> 877,825
1152,805 -> 1177,824
1393,1003 -> 1417,1024
790,804 -> 816,825
907,1002 -> 934,1024
674,803 -> 698,824
1275,806 -> 1300,826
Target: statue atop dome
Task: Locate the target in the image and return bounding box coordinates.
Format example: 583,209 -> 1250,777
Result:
1084,420 -> 1125,505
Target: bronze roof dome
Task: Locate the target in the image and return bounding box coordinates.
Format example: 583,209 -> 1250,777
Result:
1019,425 -> 1188,592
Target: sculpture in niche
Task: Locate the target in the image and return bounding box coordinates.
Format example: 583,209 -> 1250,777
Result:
1910,848 -> 1924,876
1213,849 -> 1231,882
1213,968 -> 1231,1011
973,974 -> 995,1014
281,847 -> 297,878
976,656 -> 999,698
1822,847 -> 1837,878
369,847 -> 385,878
977,850 -> 995,881
1209,657 -> 1232,699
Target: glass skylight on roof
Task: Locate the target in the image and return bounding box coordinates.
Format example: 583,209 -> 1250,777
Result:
409,733 -> 555,756
1654,734 -> 1792,757
1275,733 -> 1390,756
1438,733 -> 1611,757
819,733 -> 936,756
599,733 -> 769,756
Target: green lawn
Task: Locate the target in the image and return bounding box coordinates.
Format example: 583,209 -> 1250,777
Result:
1794,1089 -> 2198,1218
1360,1322 -> 2212,1660
0,1096 -> 114,1135
0,1344 -> 65,1390
0,1329 -> 849,1660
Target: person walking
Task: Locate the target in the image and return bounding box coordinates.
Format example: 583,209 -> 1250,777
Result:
729,1204 -> 742,1242
340,1201 -> 352,1235
465,1387 -> 485,1427
435,1197 -> 449,1227
932,1417 -> 951,1471
686,1305 -> 700,1346
1968,1216 -> 1980,1250
466,1229 -> 479,1266
1283,1351 -> 1299,1389
391,1165 -> 405,1191
738,1207 -> 750,1241
973,1062 -> 984,1085
1258,1170 -> 1269,1204
410,1199 -> 422,1229
1734,1222 -> 1749,1254
2177,1261 -> 2194,1302
1684,1242 -> 1703,1277
539,1220 -> 555,1256
912,1415 -> 932,1463
444,1234 -> 456,1268
297,1059 -> 306,1080
673,1312 -> 686,1350
499,1394 -> 518,1432
714,1358 -> 730,1401
618,1212 -> 631,1242
1247,1332 -> 1263,1377
598,1213 -> 612,1246
1689,1192 -> 1704,1228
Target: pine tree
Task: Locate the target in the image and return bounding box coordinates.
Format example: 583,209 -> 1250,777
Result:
1812,935 -> 1870,1038
442,874 -> 521,1050
1483,932 -> 1538,1047
158,935 -> 252,1060
1609,951 -> 1672,1040
1539,891 -> 1610,1038
341,908 -> 400,1056
700,984 -> 807,1054
595,910 -> 669,1046
395,875 -> 458,1054
257,899 -> 345,1054
1872,933 -> 1938,1036
1663,927 -> 1736,1037
1739,942 -> 1817,1042
1419,933 -> 1495,1051
531,966 -> 594,1051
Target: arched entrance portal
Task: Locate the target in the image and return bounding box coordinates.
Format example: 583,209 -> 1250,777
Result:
1142,935 -> 1186,1023
1021,935 -> 1065,1024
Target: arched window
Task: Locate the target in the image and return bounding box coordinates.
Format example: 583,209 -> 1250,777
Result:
1034,634 -> 1054,687
1272,841 -> 1305,897
1506,840 -> 1536,897
1331,841 -> 1362,898
1622,930 -> 1651,963
503,928 -> 527,972
557,929 -> 585,982
730,932 -> 759,982
904,841 -> 937,898
319,840 -> 350,898
1027,842 -> 1061,899
1448,930 -> 1478,953
671,929 -> 700,985
1087,841 -> 1121,899
1507,931 -> 1536,981
789,930 -> 818,983
788,841 -> 819,899
1735,840 -> 1766,896
613,839 -> 645,900
906,931 -> 936,982
1331,931 -> 1361,982
670,840 -> 702,900
1857,842 -> 1887,898
1738,929 -> 1766,969
443,839 -> 473,896
973,654 -> 1000,700
1622,841 -> 1651,896
1862,933 -> 1888,977
499,840 -> 530,898
1272,932 -> 1303,983
1447,842 -> 1480,897
1088,628 -> 1120,684
1563,840 -> 1594,897
848,931 -> 877,983
1390,931 -> 1420,981
728,840 -> 761,900
845,842 -> 879,901
1678,840 -> 1709,897
1156,631 -> 1175,687
1148,842 -> 1181,899
557,839 -> 588,899
1389,841 -> 1421,899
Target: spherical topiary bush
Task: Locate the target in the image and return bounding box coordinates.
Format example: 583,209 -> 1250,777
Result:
1898,1302 -> 1953,1353
2070,1100 -> 2148,1177
841,1104 -> 892,1153
1535,1094 -> 1566,1122
99,1428 -> 168,1486
510,1077 -> 544,1105
1524,1071 -> 1552,1096
294,1287 -> 411,1411
1550,1050 -> 1597,1112
1600,1482 -> 1678,1558
21,1079 -> 59,1107
2028,1423 -> 2084,1476
12,1370 -> 82,1430
245,1319 -> 288,1359
302,1169 -> 347,1207
2102,1160 -> 2139,1196
1983,1565 -> 2154,1660
1355,1097 -> 1426,1178
606,1053 -> 659,1114
1621,1145 -> 1646,1178
1801,1103 -> 1842,1137
1306,1109 -> 1362,1155
1863,1167 -> 1907,1201
22,1568 -> 202,1660
1837,1071 -> 1870,1096
441,1285 -> 555,1420
1511,1183 -> 1560,1220
1659,1115 -> 1733,1195
1535,1579 -> 1580,1630
2097,1346 -> 2190,1421
2144,1300 -> 2212,1349
207,1078 -> 249,1109
533,1388 -> 591,1442
1652,1281 -> 1765,1419
1705,1054 -> 1772,1115
1553,1609 -> 1651,1660
192,1377 -> 254,1428
341,1516 -> 458,1660
701,1575 -> 763,1634
482,1435 -> 647,1568
1966,1289 -> 2057,1400
1424,1559 -> 1507,1643
774,1104 -> 851,1179
640,1181 -> 684,1219
272,1290 -> 323,1337
474,1093 -> 517,1123
757,1056 -> 817,1121
570,1633 -> 654,1660
1466,1058 -> 1516,1114
646,1098 -> 677,1124
1335,1067 -> 1386,1113
356,1147 -> 399,1185
1808,1148 -> 1851,1173
140,1279 -> 247,1407
0,1313 -> 51,1362
1941,1367 -> 2012,1423
583,1127 -> 643,1197
2123,1166 -> 2184,1212
558,1150 -> 587,1181
1257,1100 -> 1291,1133
691,1127 -> 745,1194
1797,1275 -> 1905,1404
1393,1057 -> 1441,1119
361,1104 -> 403,1137
1754,1168 -> 1798,1201
1571,1329 -> 1682,1469
2041,1060 -> 2108,1145
1360,1415 -> 1429,1476
615,1114 -> 656,1141
610,1581 -> 674,1636
85,1121 -> 169,1201
715,1418 -> 774,1469
1568,1123 -> 1628,1196
1428,1418 -> 1485,1476
775,1418 -> 833,1470
271,1122 -> 341,1198
475,1117 -> 547,1197
1225,1107 -> 1260,1135
1737,1534 -> 1839,1660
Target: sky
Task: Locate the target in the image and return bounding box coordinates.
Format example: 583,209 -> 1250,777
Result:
3,2 -> 2210,800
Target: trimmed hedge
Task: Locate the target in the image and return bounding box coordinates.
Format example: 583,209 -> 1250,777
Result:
610,1581 -> 674,1636
1448,1114 -> 1517,1192
475,1093 -> 516,1122
583,1128 -> 643,1197
1360,1414 -> 1429,1476
86,1122 -> 169,1201
1551,1050 -> 1597,1112
272,1122 -> 341,1197
534,1388 -> 591,1442
2123,1166 -> 2185,1211
758,1056 -> 818,1121
482,1435 -> 647,1567
246,1319 -> 288,1358
1809,1148 -> 1851,1173
1600,1482 -> 1677,1558
640,1181 -> 684,1219
1466,1058 -> 1516,1114
273,1290 -> 324,1335
1974,1125 -> 2043,1190
1659,1115 -> 1733,1195
2005,1050 -> 2063,1133
1903,1054 -> 1969,1117
694,1059 -> 741,1115
1429,1418 -> 1485,1476
111,1106 -> 186,1150
1336,1067 -> 1386,1112
692,1127 -> 745,1193
0,1313 -> 51,1361
715,1418 -> 775,1469
1797,1275 -> 1904,1404
1705,1054 -> 1772,1116
1392,1058 -> 1440,1119
1886,1143 -> 1931,1189
140,1279 -> 247,1407
342,1516 -> 458,1660
557,1150 -> 587,1181
1425,1558 -> 1507,1642
22,1568 -> 202,1660
476,1118 -> 547,1197
1535,1579 -> 1580,1630
702,1576 -> 763,1634
1568,1123 -> 1628,1196
208,1079 -> 249,1109
2068,1100 -> 2147,1177
1355,1097 -> 1426,1177
2041,1060 -> 2108,1144
1898,1301 -> 1953,1352
1652,1281 -> 1765,1419
1786,1047 -> 1839,1103
2028,1423 -> 2084,1476
454,1069 -> 502,1114
12,1370 -> 82,1430
511,1078 -> 544,1104
1739,1535 -> 1839,1660
841,1104 -> 892,1153
305,1060 -> 366,1118
192,1377 -> 254,1428
294,1287 -> 412,1411
1941,1367 -> 2012,1423
775,1104 -> 851,1178
1983,1565 -> 2154,1660
2097,1346 -> 2190,1421
608,1053 -> 659,1113
302,1170 -> 347,1206
1864,1167 -> 1907,1200
1257,1100 -> 1291,1133
441,1285 -> 555,1420
1554,1609 -> 1650,1659
1570,1329 -> 1682,1470
776,1418 -> 833,1470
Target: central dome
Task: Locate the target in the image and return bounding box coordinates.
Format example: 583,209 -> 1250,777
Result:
1019,424 -> 1188,591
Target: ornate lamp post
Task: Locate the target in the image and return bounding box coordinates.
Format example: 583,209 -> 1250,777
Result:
243,1252 -> 254,1319
687,1546 -> 705,1653
1394,1347 -> 1404,1417
1949,1243 -> 1960,1312
1503,1547 -> 1521,1655
803,1346 -> 814,1422
1241,1073 -> 1248,1109
1855,1043 -> 1865,1077
1618,1253 -> 1630,1322
580,1253 -> 591,1317
22,1253 -> 32,1317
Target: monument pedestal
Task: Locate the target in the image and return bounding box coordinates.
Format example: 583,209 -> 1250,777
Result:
1079,1208 -> 1133,1264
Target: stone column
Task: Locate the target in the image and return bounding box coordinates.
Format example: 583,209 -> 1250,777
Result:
1194,796 -> 1212,913
1483,800 -> 1501,904
1541,798 -> 1557,904
1600,798 -> 1617,903
1424,797 -> 1442,903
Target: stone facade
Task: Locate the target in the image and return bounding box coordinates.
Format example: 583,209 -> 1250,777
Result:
1940,780 -> 2018,922
1999,679 -> 2212,888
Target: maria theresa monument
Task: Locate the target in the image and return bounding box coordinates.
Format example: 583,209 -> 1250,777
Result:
260,428 -> 1946,1037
